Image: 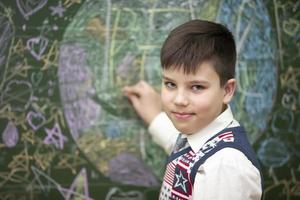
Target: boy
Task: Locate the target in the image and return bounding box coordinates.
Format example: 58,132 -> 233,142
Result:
123,20 -> 262,200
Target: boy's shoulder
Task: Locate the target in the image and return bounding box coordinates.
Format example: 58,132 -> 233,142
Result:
193,125 -> 262,174
203,147 -> 260,173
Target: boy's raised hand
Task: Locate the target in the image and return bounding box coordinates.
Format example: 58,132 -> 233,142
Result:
123,80 -> 162,125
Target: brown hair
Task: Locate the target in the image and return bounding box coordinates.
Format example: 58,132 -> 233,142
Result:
160,19 -> 236,86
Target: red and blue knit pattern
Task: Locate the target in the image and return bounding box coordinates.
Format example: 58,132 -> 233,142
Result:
159,130 -> 235,200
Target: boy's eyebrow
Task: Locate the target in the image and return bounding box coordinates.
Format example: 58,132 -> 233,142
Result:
162,75 -> 209,84
162,75 -> 173,80
189,80 -> 210,85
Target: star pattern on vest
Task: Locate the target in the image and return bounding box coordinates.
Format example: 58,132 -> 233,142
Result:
174,171 -> 188,193
203,139 -> 218,150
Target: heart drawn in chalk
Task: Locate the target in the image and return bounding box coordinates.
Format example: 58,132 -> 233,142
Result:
16,0 -> 48,20
27,36 -> 48,60
27,111 -> 46,130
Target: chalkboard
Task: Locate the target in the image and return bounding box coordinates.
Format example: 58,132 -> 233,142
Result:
0,0 -> 299,199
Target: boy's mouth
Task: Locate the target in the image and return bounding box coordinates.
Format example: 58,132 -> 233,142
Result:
171,111 -> 194,120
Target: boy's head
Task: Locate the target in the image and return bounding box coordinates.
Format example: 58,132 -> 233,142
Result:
160,20 -> 237,134
160,19 -> 236,86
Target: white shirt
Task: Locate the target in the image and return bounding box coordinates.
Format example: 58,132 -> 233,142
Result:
148,106 -> 262,200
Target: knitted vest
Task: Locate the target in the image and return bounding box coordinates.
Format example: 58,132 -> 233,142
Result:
159,126 -> 262,200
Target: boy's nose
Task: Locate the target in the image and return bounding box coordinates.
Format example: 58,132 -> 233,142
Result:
174,91 -> 189,106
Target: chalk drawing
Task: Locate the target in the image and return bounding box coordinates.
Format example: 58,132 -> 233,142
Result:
27,111 -> 46,130
16,0 -> 48,20
50,1 -> 65,18
32,166 -> 93,200
0,0 -> 298,199
57,0 -> 278,184
55,152 -> 87,174
59,168 -> 93,200
26,36 -> 49,60
282,91 -> 297,110
0,80 -> 33,112
43,123 -> 68,150
218,0 -> 277,142
2,121 -> 19,148
257,138 -> 290,168
0,12 -> 14,71
271,109 -> 294,133
105,187 -> 143,200
58,43 -> 101,139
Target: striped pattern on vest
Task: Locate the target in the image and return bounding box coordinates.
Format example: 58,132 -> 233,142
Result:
159,130 -> 234,200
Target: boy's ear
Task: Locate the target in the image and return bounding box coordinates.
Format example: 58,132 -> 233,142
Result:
223,79 -> 236,104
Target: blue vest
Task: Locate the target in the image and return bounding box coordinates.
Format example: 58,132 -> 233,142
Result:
159,126 -> 263,200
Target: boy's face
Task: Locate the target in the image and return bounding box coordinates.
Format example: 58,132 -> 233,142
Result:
161,62 -> 235,135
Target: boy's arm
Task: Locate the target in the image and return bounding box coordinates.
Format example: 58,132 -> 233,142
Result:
148,112 -> 179,154
123,80 -> 179,154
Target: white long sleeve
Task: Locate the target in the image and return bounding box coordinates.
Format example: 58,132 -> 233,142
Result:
148,112 -> 179,154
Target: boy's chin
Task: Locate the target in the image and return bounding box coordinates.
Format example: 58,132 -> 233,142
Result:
173,125 -> 196,135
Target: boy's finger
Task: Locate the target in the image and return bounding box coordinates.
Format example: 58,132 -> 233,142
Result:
123,88 -> 140,101
123,84 -> 142,95
123,88 -> 138,98
127,93 -> 141,110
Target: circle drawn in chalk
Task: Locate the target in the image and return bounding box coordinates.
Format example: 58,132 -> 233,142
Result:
58,0 -> 277,184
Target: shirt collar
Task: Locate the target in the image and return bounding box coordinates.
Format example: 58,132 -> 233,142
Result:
186,105 -> 235,153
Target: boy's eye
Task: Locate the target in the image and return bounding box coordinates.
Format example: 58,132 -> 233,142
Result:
164,81 -> 176,89
191,85 -> 204,91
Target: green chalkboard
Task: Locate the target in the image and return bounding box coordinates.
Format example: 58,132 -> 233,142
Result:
0,0 -> 299,199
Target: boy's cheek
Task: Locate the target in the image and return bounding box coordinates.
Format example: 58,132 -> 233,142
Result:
161,90 -> 171,102
161,97 -> 168,110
